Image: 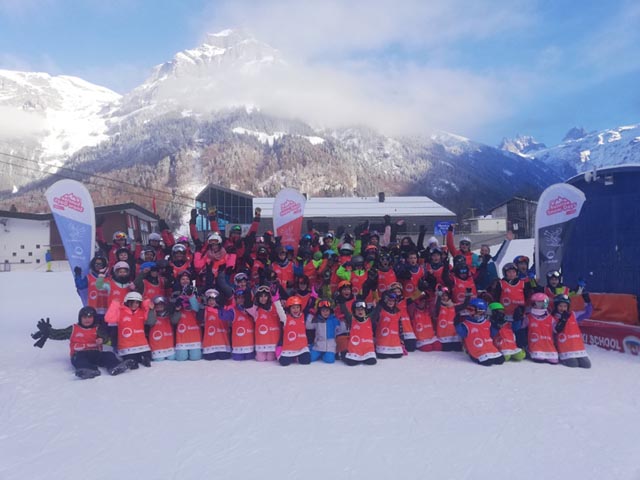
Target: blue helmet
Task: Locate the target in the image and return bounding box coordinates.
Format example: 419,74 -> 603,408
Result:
469,298 -> 487,312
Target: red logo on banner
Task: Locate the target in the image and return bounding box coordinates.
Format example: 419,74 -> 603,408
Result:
546,196 -> 577,216
279,199 -> 302,216
53,193 -> 84,213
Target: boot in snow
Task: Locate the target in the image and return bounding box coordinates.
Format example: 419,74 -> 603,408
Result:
108,361 -> 130,376
75,368 -> 101,380
124,359 -> 139,370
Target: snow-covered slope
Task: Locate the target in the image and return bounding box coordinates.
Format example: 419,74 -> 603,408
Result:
532,124 -> 640,178
2,271 -> 639,480
113,29 -> 285,121
0,70 -> 121,190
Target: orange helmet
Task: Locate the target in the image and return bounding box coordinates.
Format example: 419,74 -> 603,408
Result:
286,296 -> 303,307
338,280 -> 352,290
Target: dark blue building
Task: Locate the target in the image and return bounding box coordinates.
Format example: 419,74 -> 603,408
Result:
564,165 -> 640,299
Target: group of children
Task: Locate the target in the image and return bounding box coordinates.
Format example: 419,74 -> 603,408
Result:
32,210 -> 592,378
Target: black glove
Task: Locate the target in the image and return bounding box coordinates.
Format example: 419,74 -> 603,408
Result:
448,224 -> 454,232
555,311 -> 570,332
37,318 -> 52,334
582,292 -> 591,304
322,269 -> 331,281
418,277 -> 429,292
183,285 -> 194,296
174,297 -> 184,309
307,219 -> 313,232
336,225 -> 345,238
32,331 -> 49,348
73,266 -> 82,277
419,224 -> 426,234
491,311 -> 507,329
190,209 -> 198,222
513,306 -> 525,322
383,215 -> 391,226
159,219 -> 169,231
343,234 -> 354,245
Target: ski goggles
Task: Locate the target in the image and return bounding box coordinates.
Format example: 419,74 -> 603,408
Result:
318,300 -> 332,309
114,232 -> 127,240
547,270 -> 561,278
353,300 -> 367,309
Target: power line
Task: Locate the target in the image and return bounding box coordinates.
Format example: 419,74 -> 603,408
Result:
0,158 -> 196,210
0,150 -> 197,204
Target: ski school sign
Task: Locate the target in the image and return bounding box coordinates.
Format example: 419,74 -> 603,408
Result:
580,319 -> 640,358
45,180 -> 96,278
273,188 -> 306,250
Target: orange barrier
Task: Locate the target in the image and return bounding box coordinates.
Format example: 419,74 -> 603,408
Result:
571,293 -> 639,325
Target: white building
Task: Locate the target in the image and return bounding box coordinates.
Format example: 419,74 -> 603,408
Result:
0,211 -> 51,267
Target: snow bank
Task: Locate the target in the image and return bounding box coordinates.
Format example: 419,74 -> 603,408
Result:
1,272 -> 638,480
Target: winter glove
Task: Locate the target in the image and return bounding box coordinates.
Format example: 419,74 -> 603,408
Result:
367,268 -> 378,282
513,306 -> 525,322
418,277 -> 429,292
190,209 -> 198,224
577,278 -> 587,289
254,207 -> 261,218
159,219 -> 170,231
307,219 -> 313,232
322,269 -> 331,282
343,233 -> 354,245
208,206 -> 218,221
37,318 -> 52,334
555,311 -> 570,332
582,292 -> 591,304
173,297 -> 184,310
183,285 -> 194,296
419,224 -> 426,234
32,331 -> 49,348
73,266 -> 82,277
336,225 -> 345,238
491,310 -> 507,329
384,215 -> 391,227
447,224 -> 454,232
310,286 -> 319,300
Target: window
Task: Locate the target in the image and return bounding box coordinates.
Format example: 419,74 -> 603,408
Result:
12,252 -> 16,257
20,245 -> 25,249
28,252 -> 33,257
36,259 -> 41,264
20,259 -> 25,264
36,244 -> 41,249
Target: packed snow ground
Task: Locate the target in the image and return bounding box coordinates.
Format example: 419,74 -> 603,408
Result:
1,271 -> 639,480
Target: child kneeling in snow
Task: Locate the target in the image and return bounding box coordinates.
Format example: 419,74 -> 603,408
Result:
31,306 -> 133,379
455,298 -> 505,366
275,295 -> 311,366
488,302 -> 525,361
552,293 -> 592,368
147,296 -> 180,361
105,291 -> 153,368
306,299 -> 345,363
343,300 -> 377,366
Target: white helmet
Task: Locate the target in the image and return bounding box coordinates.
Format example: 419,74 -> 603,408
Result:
340,243 -> 354,253
148,232 -> 162,242
207,232 -> 222,244
172,244 -> 187,254
124,292 -> 143,303
204,289 -> 220,299
460,237 -> 472,245
113,231 -> 128,242
113,261 -> 130,272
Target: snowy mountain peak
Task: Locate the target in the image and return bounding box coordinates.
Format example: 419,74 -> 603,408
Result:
114,29 -> 284,119
562,126 -> 589,142
499,135 -> 547,157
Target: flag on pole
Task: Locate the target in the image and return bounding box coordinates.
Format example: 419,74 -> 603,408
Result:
534,183 -> 586,282
273,188 -> 306,251
45,180 -> 96,278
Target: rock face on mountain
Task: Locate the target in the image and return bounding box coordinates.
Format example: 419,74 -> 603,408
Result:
0,30 -> 570,222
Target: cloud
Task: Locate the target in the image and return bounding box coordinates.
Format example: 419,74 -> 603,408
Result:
0,106 -> 46,140
173,0 -> 538,137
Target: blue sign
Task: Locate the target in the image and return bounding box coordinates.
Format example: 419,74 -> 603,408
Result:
434,221 -> 454,236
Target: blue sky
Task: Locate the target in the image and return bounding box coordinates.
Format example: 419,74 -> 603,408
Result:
1,0 -> 638,146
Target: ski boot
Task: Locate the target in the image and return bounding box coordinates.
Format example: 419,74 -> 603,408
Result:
75,368 -> 101,380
